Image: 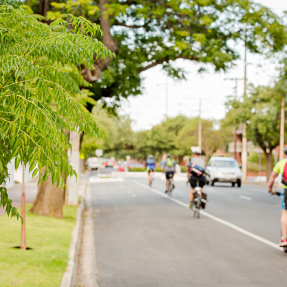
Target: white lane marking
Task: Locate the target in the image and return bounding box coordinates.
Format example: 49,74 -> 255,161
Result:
239,195 -> 252,201
134,181 -> 281,251
89,177 -> 123,183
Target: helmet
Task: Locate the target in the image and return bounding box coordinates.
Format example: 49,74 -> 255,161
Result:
167,153 -> 171,158
148,154 -> 153,159
284,147 -> 287,155
194,151 -> 201,155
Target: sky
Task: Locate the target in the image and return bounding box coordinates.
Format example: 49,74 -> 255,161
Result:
119,0 -> 287,131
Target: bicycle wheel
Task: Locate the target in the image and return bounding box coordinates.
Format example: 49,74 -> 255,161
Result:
193,207 -> 200,218
194,197 -> 201,219
167,179 -> 172,196
149,175 -> 153,187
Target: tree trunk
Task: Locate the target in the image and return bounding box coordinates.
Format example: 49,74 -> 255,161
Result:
80,0 -> 119,82
264,151 -> 273,182
30,170 -> 65,218
39,0 -> 50,17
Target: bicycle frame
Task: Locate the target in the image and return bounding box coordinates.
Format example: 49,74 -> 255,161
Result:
192,178 -> 206,219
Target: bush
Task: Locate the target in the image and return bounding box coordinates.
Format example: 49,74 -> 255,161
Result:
129,167 -> 146,172
180,166 -> 187,173
247,162 -> 266,172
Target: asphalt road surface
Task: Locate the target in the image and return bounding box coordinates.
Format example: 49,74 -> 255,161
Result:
88,172 -> 287,287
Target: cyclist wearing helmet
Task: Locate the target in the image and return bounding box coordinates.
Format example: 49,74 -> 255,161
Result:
268,146 -> 287,247
162,154 -> 176,193
146,155 -> 156,185
186,151 -> 206,209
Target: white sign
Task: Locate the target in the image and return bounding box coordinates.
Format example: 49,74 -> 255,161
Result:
95,149 -> 103,157
126,155 -> 131,161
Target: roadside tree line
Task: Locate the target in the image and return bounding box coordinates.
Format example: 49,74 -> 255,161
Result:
82,106 -> 233,163
224,60 -> 287,180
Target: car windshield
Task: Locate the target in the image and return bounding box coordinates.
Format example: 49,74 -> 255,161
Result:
213,160 -> 237,167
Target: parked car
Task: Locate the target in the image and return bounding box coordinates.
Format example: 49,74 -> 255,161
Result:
205,157 -> 242,187
117,163 -> 125,172
118,160 -> 145,172
104,159 -> 115,168
86,157 -> 103,170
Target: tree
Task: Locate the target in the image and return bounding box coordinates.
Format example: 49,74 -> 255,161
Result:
81,105 -> 136,159
0,3 -> 113,218
45,0 -> 287,110
225,85 -> 281,180
175,118 -> 232,160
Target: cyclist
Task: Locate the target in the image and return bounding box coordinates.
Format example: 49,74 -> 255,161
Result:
268,146 -> 287,247
146,155 -> 155,185
162,154 -> 176,193
186,151 -> 206,209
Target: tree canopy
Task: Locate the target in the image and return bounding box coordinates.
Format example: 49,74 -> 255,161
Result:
45,0 -> 287,110
0,4 -> 113,218
224,81 -> 284,179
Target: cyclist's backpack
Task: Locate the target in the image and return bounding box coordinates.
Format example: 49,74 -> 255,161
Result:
167,158 -> 174,167
282,162 -> 287,185
189,160 -> 205,176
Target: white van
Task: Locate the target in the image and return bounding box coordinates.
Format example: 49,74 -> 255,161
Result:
206,157 -> 242,187
86,157 -> 103,170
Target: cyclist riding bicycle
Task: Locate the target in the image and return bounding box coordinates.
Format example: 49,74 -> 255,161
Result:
162,154 -> 176,193
186,151 -> 206,209
146,155 -> 155,185
268,146 -> 287,247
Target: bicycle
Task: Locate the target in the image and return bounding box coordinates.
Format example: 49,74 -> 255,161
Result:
148,170 -> 154,187
191,178 -> 207,219
167,174 -> 173,196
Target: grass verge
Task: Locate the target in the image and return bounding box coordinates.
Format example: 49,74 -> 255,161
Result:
0,204 -> 77,287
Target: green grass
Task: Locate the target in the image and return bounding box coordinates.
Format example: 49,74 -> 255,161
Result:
0,204 -> 77,287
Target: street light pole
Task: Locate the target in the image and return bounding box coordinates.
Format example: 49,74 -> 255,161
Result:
198,99 -> 202,151
241,42 -> 248,182
225,77 -> 244,160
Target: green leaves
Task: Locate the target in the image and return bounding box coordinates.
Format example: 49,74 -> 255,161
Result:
0,187 -> 22,222
0,5 -> 113,218
55,0 -> 286,109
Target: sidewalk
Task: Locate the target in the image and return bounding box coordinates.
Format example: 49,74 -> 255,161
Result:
0,175 -> 88,217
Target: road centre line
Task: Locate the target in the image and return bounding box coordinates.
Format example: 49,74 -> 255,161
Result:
134,181 -> 281,251
239,195 -> 252,201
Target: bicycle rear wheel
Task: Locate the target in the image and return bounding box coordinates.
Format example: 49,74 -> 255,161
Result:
167,179 -> 172,196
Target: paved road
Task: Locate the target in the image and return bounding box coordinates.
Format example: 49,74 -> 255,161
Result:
87,172 -> 287,287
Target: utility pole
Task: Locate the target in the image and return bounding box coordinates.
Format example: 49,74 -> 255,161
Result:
225,77 -> 244,160
279,95 -> 285,160
165,76 -> 168,118
198,99 -> 202,152
242,42 -> 248,182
